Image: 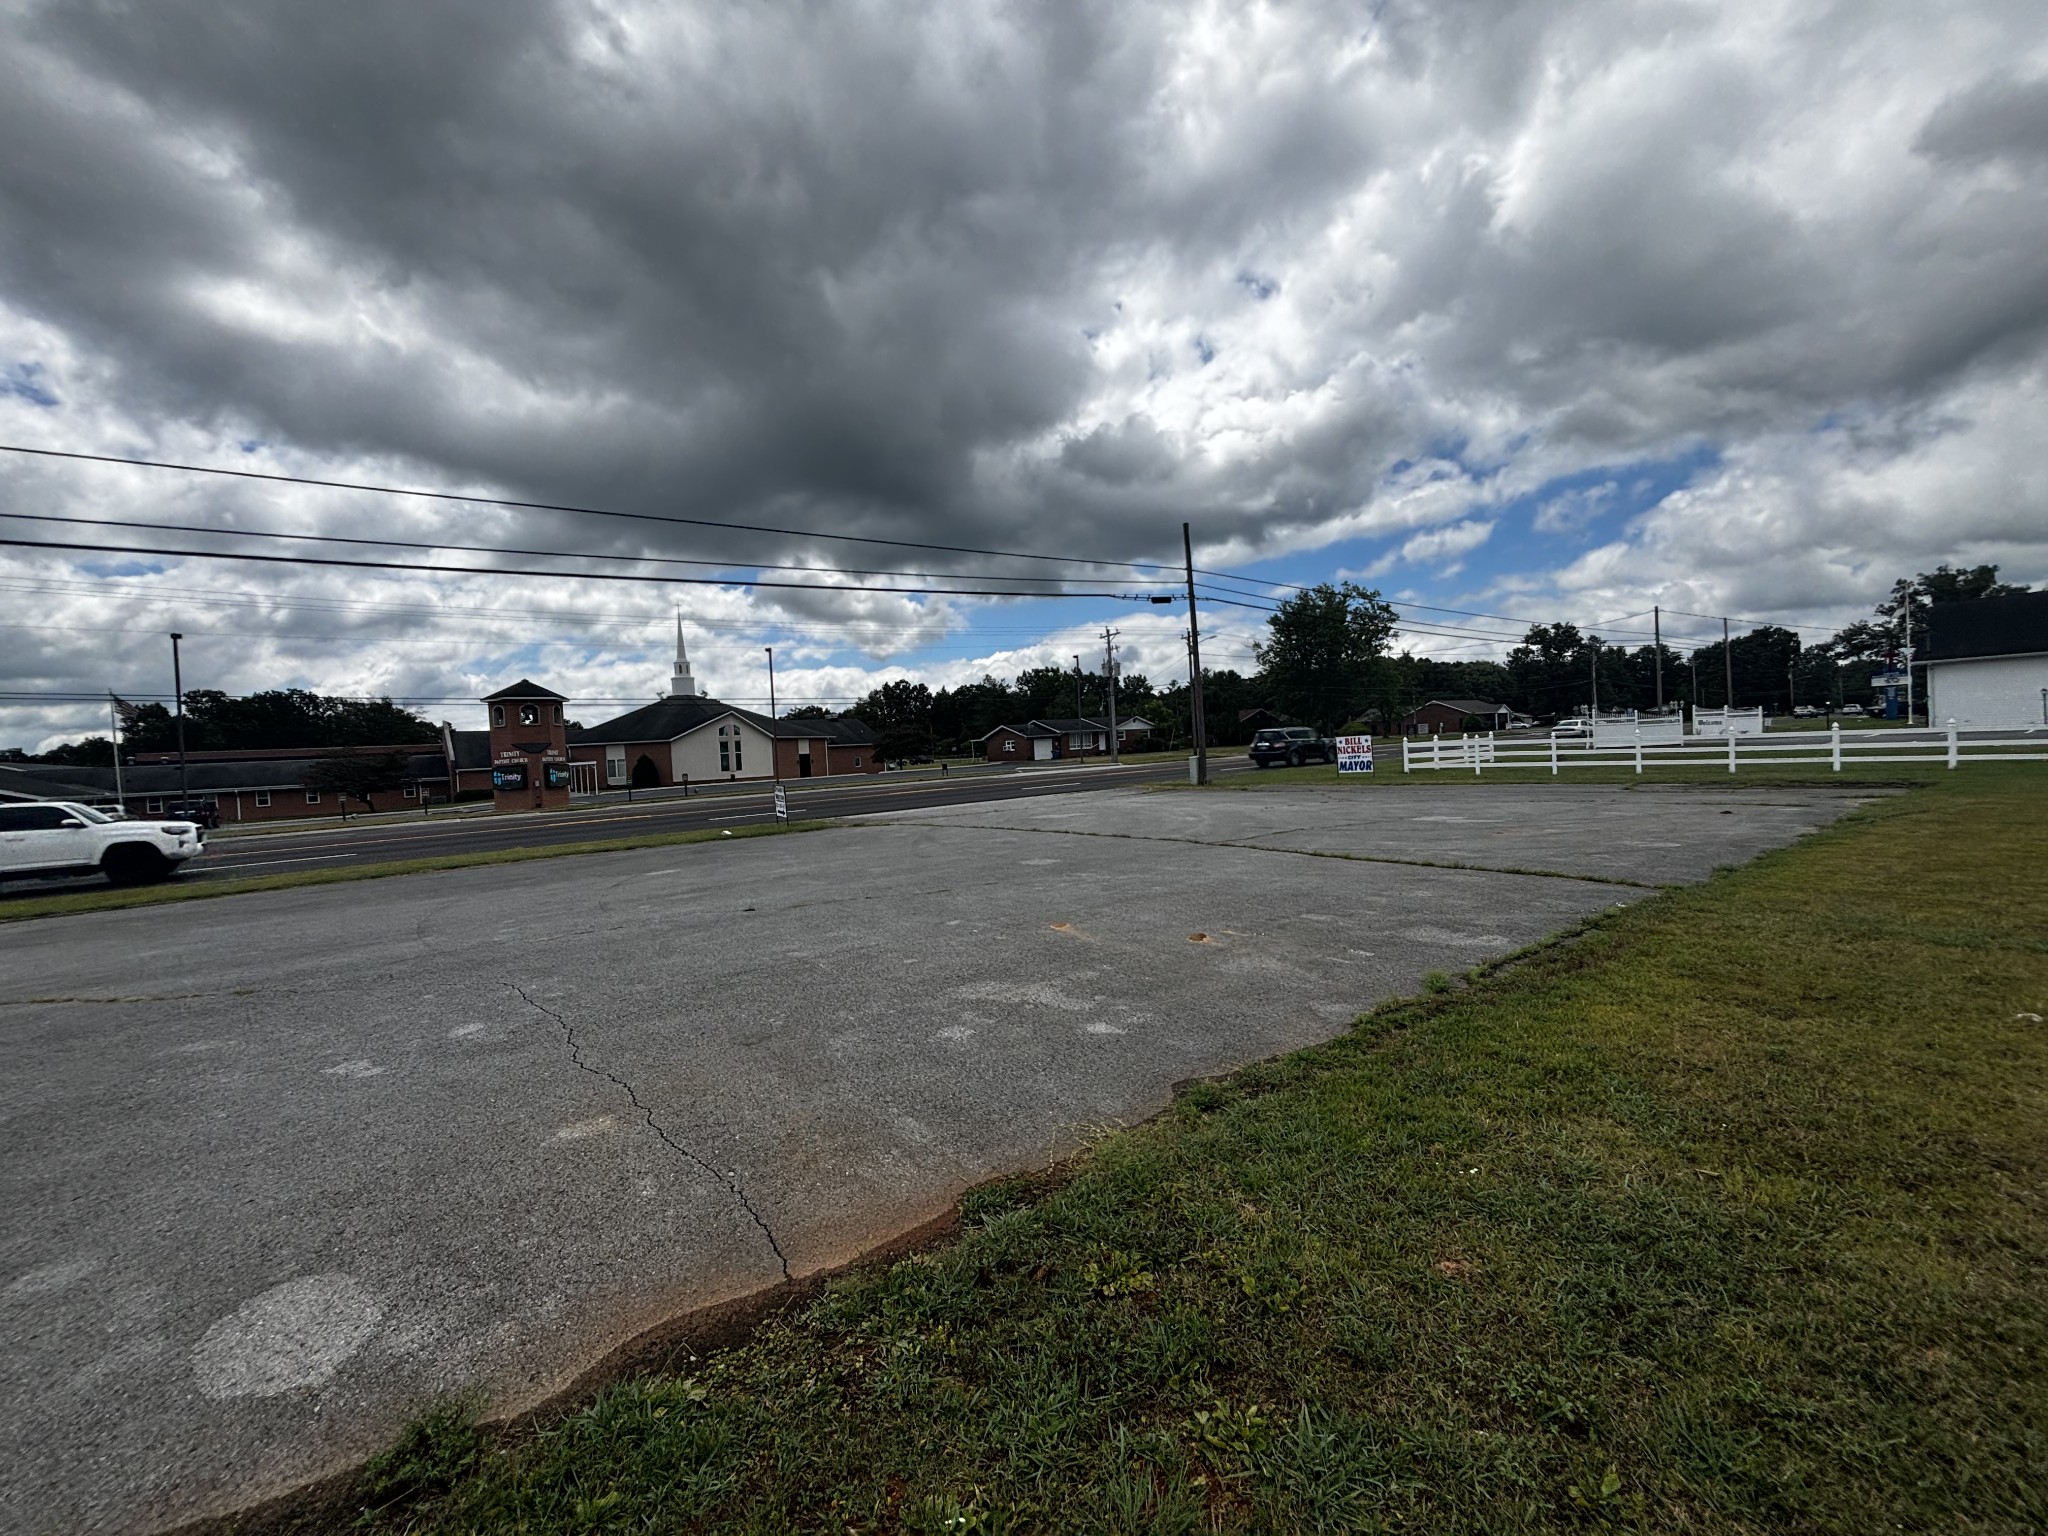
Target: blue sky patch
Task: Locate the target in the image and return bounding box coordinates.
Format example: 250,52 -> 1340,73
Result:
2,362 -> 58,408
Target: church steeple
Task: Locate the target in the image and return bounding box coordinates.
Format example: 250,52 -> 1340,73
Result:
669,612 -> 698,697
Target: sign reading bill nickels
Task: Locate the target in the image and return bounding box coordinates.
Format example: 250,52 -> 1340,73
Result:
1336,735 -> 1374,774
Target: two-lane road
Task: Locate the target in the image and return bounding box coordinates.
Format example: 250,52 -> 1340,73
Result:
182,759 -> 1220,881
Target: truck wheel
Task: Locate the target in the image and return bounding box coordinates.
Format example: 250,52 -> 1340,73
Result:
103,845 -> 171,886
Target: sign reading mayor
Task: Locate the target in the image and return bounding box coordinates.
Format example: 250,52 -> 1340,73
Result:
1336,735 -> 1374,774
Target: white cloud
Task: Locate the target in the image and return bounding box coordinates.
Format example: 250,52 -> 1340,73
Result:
3,1 -> 2046,742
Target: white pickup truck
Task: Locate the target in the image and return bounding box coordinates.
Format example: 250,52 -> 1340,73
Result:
0,801 -> 206,886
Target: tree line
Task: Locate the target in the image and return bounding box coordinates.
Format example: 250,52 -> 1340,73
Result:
843,562 -> 2031,747
23,562 -> 2026,770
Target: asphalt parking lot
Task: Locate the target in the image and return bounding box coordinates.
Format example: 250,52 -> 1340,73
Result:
0,783 -> 1876,1534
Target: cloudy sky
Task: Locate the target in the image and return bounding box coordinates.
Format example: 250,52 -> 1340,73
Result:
3,0 -> 2045,749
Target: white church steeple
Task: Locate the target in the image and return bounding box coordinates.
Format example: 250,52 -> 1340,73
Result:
669,613 -> 698,697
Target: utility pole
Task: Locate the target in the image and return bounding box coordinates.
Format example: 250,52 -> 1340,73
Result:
1653,606 -> 1663,711
1183,522 -> 1208,785
169,632 -> 189,815
1103,625 -> 1121,767
108,692 -> 125,807
1073,655 -> 1084,724
1722,617 -> 1734,712
1590,644 -> 1599,719
764,646 -> 779,782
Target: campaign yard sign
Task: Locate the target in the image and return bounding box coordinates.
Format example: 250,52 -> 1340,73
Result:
1336,734 -> 1374,774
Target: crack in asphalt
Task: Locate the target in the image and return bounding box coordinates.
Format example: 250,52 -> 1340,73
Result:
878,820 -> 1668,889
511,983 -> 792,1281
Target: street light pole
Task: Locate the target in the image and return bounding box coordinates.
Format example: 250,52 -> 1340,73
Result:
764,646 -> 778,781
169,632 -> 189,815
1722,617 -> 1734,711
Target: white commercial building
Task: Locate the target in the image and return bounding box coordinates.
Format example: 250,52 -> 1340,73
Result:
1922,591 -> 2048,728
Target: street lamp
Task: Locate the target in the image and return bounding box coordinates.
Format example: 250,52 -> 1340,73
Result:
169,632 -> 189,815
764,646 -> 778,782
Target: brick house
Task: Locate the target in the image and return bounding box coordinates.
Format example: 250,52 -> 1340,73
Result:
975,716 -> 1155,762
1397,698 -> 1514,736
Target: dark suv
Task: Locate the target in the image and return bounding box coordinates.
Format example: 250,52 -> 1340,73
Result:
1249,727 -> 1336,768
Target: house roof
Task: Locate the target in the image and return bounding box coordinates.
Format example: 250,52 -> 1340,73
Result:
974,722 -> 1058,742
0,765 -> 107,801
779,715 -> 876,746
449,730 -> 493,770
482,678 -> 567,702
0,753 -> 453,799
1410,698 -> 1508,715
571,695 -> 878,747
1024,716 -> 1154,734
1923,591 -> 2048,663
570,694 -> 737,744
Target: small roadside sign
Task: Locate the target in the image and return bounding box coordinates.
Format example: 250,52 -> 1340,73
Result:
1336,734 -> 1374,774
1870,670 -> 1909,690
772,783 -> 788,822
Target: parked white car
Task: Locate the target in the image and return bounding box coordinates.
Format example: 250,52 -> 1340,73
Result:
0,801 -> 205,885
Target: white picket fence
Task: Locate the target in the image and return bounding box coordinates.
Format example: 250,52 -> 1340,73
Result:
1403,724 -> 2048,776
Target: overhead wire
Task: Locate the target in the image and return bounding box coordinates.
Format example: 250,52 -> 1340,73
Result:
0,510 -> 1155,590
0,534 -> 1171,600
0,442 -> 1187,577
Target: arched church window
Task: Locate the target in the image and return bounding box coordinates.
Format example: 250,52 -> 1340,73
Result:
519,704 -> 539,727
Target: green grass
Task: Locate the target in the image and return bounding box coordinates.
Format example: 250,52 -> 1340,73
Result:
321,770 -> 2044,1534
0,821 -> 830,923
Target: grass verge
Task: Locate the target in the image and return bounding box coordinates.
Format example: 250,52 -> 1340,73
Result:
333,771 -> 2043,1532
0,821 -> 831,923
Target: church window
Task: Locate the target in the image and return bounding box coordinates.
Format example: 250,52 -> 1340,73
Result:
492,705 -> 506,727
605,751 -> 626,785
519,704 -> 539,727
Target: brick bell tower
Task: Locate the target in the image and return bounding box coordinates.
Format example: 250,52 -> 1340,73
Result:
482,679 -> 571,812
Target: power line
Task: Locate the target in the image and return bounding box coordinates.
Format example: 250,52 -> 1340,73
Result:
0,442 -> 1186,577
0,535 -> 1171,601
0,576 -> 1119,639
0,510 -> 1143,589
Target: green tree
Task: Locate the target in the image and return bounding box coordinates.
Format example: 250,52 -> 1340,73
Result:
301,747 -> 411,814
849,679 -> 934,761
1253,582 -> 1399,731
34,736 -> 117,767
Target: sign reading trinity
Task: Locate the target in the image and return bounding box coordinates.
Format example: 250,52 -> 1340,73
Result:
483,679 -> 571,813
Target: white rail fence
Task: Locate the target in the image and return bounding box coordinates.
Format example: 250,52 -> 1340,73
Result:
1403,724 -> 2048,776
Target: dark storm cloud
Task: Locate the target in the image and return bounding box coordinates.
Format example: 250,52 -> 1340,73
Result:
2,0 -> 2047,752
